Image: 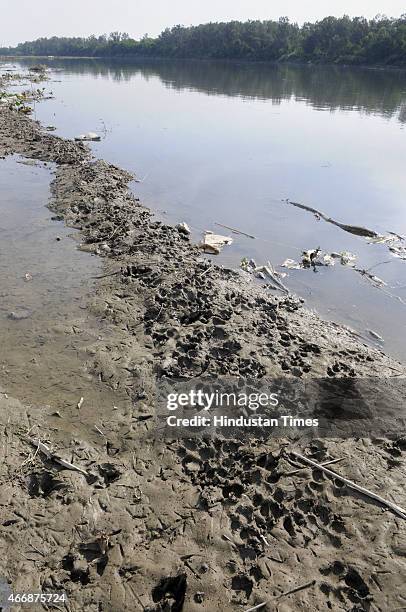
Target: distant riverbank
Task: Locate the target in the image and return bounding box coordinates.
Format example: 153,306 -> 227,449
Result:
2,15 -> 406,67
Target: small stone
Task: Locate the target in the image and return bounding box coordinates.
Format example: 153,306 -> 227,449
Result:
176,222 -> 191,236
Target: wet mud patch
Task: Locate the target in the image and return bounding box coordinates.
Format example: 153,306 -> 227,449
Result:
0,155 -> 132,441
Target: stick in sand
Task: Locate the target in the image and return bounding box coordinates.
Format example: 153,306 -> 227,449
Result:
28,438 -> 88,476
291,451 -> 406,520
245,579 -> 316,611
284,456 -> 344,477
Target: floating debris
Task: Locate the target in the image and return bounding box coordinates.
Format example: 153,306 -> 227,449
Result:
215,221 -> 256,239
355,268 -> 386,287
389,244 -> 406,260
281,249 -> 355,271
200,231 -> 233,254
284,199 -> 406,262
284,199 -> 379,238
281,258 -> 302,270
302,248 -> 322,268
240,258 -> 289,292
74,132 -> 101,142
330,251 -> 357,266
367,329 -> 384,342
367,235 -> 406,260
280,248 -> 392,292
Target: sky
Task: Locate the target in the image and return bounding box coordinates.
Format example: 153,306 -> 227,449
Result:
1,0 -> 405,46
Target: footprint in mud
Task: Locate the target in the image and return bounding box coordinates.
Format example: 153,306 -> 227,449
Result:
26,470 -> 66,498
150,573 -> 187,612
61,538 -> 109,586
326,361 -> 356,377
320,561 -> 371,608
230,573 -> 253,604
177,437 -> 353,599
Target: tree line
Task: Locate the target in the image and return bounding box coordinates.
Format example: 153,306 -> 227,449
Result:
1,16 -> 406,66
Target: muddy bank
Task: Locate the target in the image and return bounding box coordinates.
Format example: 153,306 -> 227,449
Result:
1,70 -> 406,612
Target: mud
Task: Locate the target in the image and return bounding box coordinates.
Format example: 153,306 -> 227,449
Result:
0,68 -> 406,612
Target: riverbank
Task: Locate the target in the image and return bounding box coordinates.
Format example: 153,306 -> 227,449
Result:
1,69 -> 406,611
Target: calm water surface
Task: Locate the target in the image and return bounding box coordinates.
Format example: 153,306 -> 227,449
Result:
8,58 -> 406,360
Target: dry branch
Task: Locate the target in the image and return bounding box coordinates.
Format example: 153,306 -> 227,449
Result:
291,451 -> 406,520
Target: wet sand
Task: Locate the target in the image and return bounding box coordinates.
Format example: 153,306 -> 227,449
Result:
0,69 -> 406,612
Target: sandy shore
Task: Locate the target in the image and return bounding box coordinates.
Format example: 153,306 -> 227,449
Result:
1,69 -> 406,612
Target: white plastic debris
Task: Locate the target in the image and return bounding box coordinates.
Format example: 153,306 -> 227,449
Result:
331,251 -> 357,266
281,258 -> 302,270
240,258 -> 288,292
74,132 -> 101,142
200,231 -> 233,255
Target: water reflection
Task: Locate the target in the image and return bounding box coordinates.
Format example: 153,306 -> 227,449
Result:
7,56 -> 406,361
15,57 -> 406,123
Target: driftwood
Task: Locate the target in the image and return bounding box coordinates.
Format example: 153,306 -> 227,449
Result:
257,261 -> 289,293
285,200 -> 379,238
290,451 -> 406,520
215,222 -> 256,239
28,438 -> 88,476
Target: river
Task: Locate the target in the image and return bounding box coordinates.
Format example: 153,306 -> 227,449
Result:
5,57 -> 406,360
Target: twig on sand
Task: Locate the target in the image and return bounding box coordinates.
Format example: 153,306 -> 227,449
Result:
21,440 -> 41,468
245,603 -> 267,612
197,265 -> 214,277
94,425 -> 106,437
275,579 -> 316,599
27,438 -> 88,476
184,559 -> 201,579
215,222 -> 256,239
28,541 -> 46,557
91,269 -> 122,280
290,451 -> 406,520
222,534 -> 238,549
284,456 -> 344,477
245,579 -> 316,611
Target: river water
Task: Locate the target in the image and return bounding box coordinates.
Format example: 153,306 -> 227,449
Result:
5,58 -> 406,360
